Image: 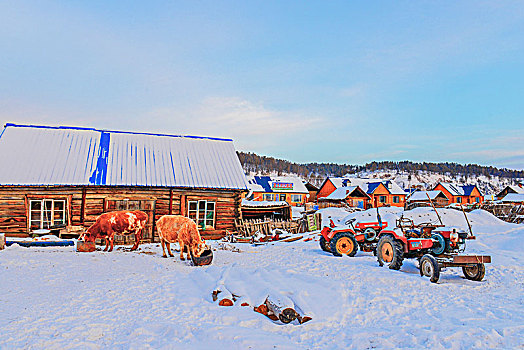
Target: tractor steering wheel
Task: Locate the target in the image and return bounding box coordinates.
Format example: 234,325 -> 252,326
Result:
345,218 -> 356,226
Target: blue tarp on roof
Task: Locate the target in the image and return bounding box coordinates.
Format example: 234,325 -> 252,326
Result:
461,185 -> 476,196
366,182 -> 382,194
0,123 -> 248,190
253,176 -> 273,192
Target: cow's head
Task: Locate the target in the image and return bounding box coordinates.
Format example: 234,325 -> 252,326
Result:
192,241 -> 208,258
81,224 -> 100,242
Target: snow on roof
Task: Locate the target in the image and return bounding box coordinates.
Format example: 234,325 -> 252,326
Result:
500,193 -> 524,203
0,123 -> 248,189
324,186 -> 370,200
248,175 -> 308,194
327,177 -> 405,195
439,182 -> 465,196
241,199 -> 290,207
508,185 -> 524,194
407,190 -> 444,202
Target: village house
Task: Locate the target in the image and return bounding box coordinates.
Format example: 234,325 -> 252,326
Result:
0,123 -> 248,241
496,184 -> 524,200
304,182 -> 319,203
316,177 -> 406,208
432,182 -> 483,205
499,193 -> 524,206
246,176 -> 309,207
317,186 -> 371,209
406,190 -> 449,208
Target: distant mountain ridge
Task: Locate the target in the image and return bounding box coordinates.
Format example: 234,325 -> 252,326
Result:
237,151 -> 524,194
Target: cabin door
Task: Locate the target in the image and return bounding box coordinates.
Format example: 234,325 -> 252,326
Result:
104,199 -> 156,243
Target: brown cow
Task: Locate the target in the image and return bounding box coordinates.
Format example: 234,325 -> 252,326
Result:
81,210 -> 148,252
156,215 -> 207,260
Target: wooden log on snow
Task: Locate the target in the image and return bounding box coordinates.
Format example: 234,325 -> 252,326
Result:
213,288 -> 235,306
264,296 -> 299,324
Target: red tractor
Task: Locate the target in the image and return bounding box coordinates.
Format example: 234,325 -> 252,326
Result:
320,215 -> 387,257
376,215 -> 491,283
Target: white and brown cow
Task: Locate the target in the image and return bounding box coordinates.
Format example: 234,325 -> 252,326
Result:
156,215 -> 207,260
81,210 -> 148,252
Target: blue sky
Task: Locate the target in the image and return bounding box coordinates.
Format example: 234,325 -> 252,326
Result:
1,1 -> 523,169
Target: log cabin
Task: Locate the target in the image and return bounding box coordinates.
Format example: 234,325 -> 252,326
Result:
0,123 -> 248,241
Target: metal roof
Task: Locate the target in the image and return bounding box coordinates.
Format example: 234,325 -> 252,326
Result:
0,123 -> 248,190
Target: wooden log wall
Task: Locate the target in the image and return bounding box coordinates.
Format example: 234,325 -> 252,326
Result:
0,186 -> 244,241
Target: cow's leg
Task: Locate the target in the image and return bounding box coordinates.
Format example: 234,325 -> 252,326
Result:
186,245 -> 192,260
103,237 -> 109,252
166,242 -> 174,257
179,241 -> 185,260
108,234 -> 115,252
131,228 -> 141,251
161,239 -> 167,258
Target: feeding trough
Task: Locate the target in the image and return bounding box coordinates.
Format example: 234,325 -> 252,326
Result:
76,240 -> 96,252
190,249 -> 213,266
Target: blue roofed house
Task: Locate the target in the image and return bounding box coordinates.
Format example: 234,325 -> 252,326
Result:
433,182 -> 483,205
317,177 -> 406,208
246,176 -> 309,207
0,123 -> 248,241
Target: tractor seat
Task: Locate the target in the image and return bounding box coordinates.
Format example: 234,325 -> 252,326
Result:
405,229 -> 421,238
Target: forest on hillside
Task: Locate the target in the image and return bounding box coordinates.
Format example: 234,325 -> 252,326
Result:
237,151 -> 524,180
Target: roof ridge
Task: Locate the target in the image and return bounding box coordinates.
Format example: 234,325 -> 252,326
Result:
4,123 -> 233,142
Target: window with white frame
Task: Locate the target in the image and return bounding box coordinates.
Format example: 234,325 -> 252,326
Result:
393,196 -> 399,203
456,197 -> 462,203
188,200 -> 215,230
291,194 -> 302,202
263,193 -> 276,201
29,199 -> 66,230
379,195 -> 387,203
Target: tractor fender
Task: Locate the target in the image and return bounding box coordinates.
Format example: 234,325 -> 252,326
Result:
322,227 -> 355,241
379,229 -> 408,252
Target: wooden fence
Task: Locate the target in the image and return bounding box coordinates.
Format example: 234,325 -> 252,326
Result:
481,203 -> 524,224
235,218 -> 301,236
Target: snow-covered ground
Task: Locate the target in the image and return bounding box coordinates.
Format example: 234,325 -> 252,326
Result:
1,208 -> 523,349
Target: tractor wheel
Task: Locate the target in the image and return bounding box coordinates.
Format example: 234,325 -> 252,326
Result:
329,232 -> 358,257
319,236 -> 331,252
431,233 -> 446,255
419,254 -> 440,283
377,235 -> 404,270
462,264 -> 486,281
364,228 -> 377,242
